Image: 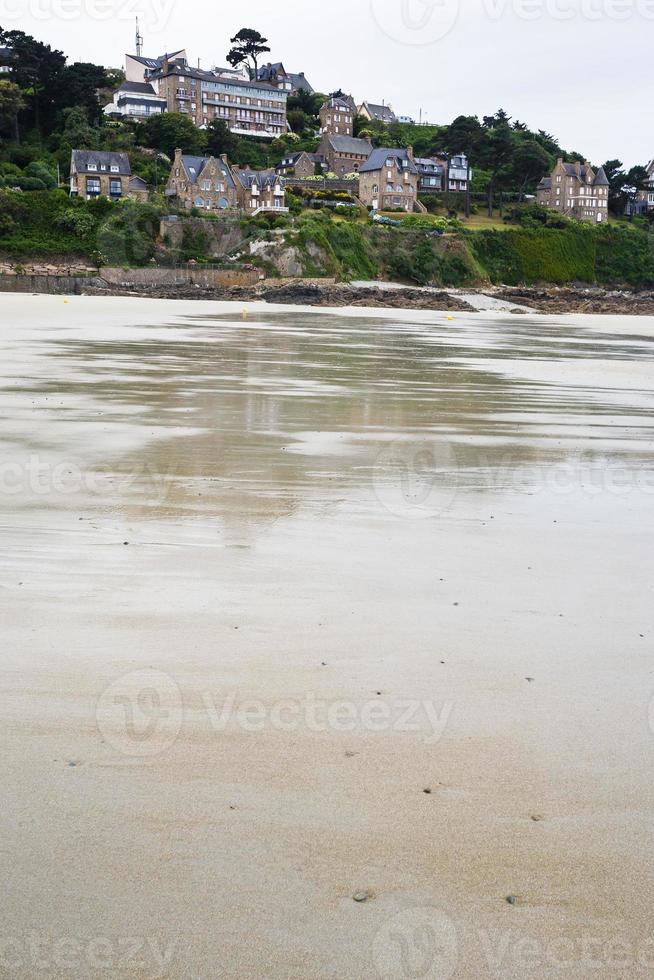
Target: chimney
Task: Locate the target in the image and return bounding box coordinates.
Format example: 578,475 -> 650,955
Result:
406,145 -> 414,161
219,154 -> 229,165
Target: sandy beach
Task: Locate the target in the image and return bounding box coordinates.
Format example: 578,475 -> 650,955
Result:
1,293 -> 654,978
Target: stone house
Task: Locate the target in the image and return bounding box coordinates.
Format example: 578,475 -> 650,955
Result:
317,134 -> 372,176
69,150 -> 143,201
231,167 -> 287,213
276,151 -> 318,178
319,96 -> 357,138
358,147 -> 419,212
537,158 -> 609,223
165,149 -> 238,211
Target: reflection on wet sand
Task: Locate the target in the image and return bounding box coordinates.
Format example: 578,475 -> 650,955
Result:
1,295 -> 654,980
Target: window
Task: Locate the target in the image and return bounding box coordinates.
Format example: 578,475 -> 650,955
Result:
85,177 -> 101,196
372,184 -> 379,194
87,164 -> 97,172
110,165 -> 119,173
109,179 -> 122,197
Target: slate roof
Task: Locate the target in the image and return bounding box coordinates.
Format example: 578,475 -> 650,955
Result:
180,155 -> 235,187
0,45 -> 14,61
359,147 -> 418,175
152,62 -> 281,93
361,102 -> 396,123
129,175 -> 148,188
233,168 -> 283,190
71,150 -> 131,175
258,63 -> 314,93
118,80 -> 162,95
537,176 -> 552,190
325,134 -> 372,155
415,157 -> 445,172
594,166 -> 609,187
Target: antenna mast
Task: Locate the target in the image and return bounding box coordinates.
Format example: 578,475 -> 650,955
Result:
135,17 -> 144,57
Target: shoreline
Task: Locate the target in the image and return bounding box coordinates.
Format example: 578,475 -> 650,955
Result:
3,273 -> 654,315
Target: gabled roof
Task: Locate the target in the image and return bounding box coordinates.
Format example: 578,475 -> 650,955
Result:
361,102 -> 396,123
325,134 -> 372,155
71,150 -> 131,175
537,176 -> 552,190
180,155 -> 235,187
258,63 -> 314,93
415,157 -> 445,172
287,72 -> 313,93
321,96 -> 354,113
359,147 -> 418,174
233,167 -> 283,190
129,175 -> 148,188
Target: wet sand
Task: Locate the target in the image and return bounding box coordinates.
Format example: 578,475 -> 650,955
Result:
2,294 -> 654,979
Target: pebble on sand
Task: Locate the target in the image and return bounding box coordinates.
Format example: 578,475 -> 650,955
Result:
353,891 -> 370,903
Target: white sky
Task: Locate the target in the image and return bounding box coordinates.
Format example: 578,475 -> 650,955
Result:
9,0 -> 651,167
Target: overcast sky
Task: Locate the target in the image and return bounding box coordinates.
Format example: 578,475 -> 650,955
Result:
10,0 -> 651,166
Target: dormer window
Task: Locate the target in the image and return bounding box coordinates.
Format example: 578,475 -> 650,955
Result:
87,164 -> 97,172
110,165 -> 119,173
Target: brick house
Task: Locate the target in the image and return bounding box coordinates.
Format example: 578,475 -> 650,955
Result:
231,167 -> 287,214
69,150 -> 145,201
151,59 -> 288,137
165,149 -> 238,210
537,158 -> 609,223
276,151 -> 318,178
358,147 -> 419,212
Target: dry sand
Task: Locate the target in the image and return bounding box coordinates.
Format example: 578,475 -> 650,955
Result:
1,294 -> 654,979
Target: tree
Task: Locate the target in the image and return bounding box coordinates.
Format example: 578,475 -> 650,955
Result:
0,27 -> 66,136
60,106 -> 99,150
601,159 -> 626,213
444,115 -> 483,218
204,119 -> 238,159
55,62 -> 109,124
226,29 -> 270,80
138,112 -> 205,159
619,165 -> 648,217
511,140 -> 551,200
0,80 -> 25,141
476,115 -> 516,216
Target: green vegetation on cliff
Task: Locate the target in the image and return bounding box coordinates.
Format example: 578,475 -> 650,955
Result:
1,189 -> 653,289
